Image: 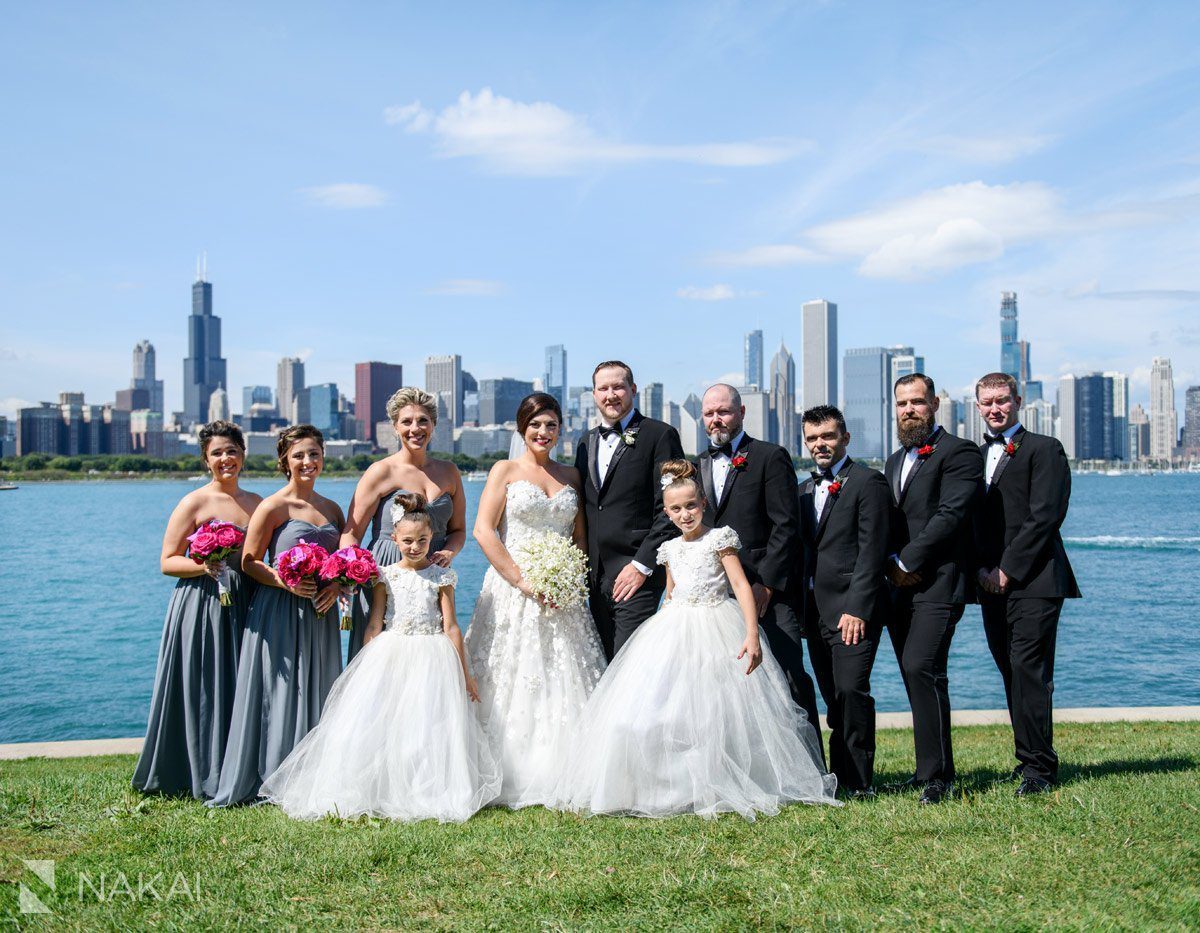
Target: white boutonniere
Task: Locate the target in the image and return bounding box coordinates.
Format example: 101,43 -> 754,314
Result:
622,429 -> 638,447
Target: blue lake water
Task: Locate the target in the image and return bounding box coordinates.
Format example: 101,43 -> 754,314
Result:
0,474 -> 1197,743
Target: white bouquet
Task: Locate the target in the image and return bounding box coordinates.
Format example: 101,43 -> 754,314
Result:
513,531 -> 589,610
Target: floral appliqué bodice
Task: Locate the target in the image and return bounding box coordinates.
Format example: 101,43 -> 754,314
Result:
656,527 -> 742,607
502,480 -> 579,549
380,563 -> 457,635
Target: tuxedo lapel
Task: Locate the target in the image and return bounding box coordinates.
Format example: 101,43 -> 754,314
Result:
988,427 -> 1026,491
887,452 -> 902,503
699,452 -> 716,508
897,427 -> 942,507
599,411 -> 641,495
814,459 -> 852,543
587,426 -> 602,493
715,435 -> 751,516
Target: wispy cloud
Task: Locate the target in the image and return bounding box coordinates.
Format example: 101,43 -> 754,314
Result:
677,284 -> 735,301
426,278 -> 506,297
914,134 -> 1054,163
1066,283 -> 1200,302
300,183 -> 389,209
1,395 -> 34,417
707,244 -> 826,268
385,88 -> 810,176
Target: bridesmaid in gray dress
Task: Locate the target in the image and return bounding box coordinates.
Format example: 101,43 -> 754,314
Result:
133,421 -> 262,798
342,387 -> 466,662
209,424 -> 346,807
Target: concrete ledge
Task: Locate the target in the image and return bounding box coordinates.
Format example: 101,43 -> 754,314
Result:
2,707 -> 1197,761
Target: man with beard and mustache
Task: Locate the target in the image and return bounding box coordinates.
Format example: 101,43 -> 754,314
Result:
883,373 -> 984,805
798,405 -> 891,797
695,383 -> 823,751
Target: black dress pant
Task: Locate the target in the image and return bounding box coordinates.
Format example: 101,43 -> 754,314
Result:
981,594 -> 1062,784
759,594 -> 824,763
805,593 -> 880,792
590,570 -> 664,661
888,595 -> 961,783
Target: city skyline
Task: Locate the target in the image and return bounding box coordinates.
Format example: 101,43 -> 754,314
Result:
2,3 -> 1198,422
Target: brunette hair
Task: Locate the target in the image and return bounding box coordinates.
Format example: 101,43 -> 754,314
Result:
592,360 -> 635,388
276,424 -> 325,477
801,405 -> 848,434
516,393 -> 563,436
660,459 -> 703,497
386,387 -> 438,425
391,491 -> 433,531
199,420 -> 245,458
975,371 -> 1020,398
894,372 -> 936,398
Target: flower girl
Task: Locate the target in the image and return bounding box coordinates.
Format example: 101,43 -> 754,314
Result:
260,493 -> 500,821
554,460 -> 838,819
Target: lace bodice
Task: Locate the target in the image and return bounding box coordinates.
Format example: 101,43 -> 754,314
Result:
380,563 -> 457,635
656,527 -> 741,607
502,480 -> 579,548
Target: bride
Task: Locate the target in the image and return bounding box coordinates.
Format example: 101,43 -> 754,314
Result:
465,392 -> 607,808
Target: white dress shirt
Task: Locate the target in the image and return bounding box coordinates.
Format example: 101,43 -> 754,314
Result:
709,430 -> 746,503
985,422 -> 1022,487
893,425 -> 939,573
811,454 -> 849,523
597,409 -> 652,576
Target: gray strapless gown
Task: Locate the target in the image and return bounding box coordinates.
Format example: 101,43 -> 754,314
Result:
347,489 -> 452,662
132,531 -> 254,799
209,520 -> 343,807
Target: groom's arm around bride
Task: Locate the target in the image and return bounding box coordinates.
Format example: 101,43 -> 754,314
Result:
575,360 -> 684,659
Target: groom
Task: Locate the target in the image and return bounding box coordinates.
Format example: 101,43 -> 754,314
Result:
575,360 -> 684,659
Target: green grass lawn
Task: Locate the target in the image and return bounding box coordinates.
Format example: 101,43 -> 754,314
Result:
2,722 -> 1198,929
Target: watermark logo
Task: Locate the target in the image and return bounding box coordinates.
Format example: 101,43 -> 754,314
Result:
19,859 -> 55,915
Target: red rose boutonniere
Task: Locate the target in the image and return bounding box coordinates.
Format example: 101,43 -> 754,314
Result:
1004,440 -> 1019,457
917,444 -> 937,459
828,480 -> 843,497
731,453 -> 748,470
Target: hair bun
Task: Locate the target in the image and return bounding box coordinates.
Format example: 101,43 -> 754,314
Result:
660,459 -> 697,482
393,492 -> 428,515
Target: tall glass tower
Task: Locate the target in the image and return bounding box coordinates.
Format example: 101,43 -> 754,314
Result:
744,330 -> 763,390
183,261 -> 227,427
543,345 -> 567,409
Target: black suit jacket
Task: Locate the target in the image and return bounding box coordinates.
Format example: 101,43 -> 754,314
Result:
696,435 -> 798,593
883,427 -> 984,605
574,410 -> 684,585
974,427 -> 1081,599
798,459 -> 891,640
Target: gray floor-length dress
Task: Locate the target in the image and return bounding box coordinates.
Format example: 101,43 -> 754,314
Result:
347,489 -> 452,662
209,519 -> 342,807
132,531 -> 253,798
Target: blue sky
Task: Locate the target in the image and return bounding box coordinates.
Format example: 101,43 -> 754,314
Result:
2,0 -> 1198,419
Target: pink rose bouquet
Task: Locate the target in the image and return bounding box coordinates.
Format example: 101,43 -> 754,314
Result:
276,540 -> 332,606
187,519 -> 246,606
319,546 -> 380,630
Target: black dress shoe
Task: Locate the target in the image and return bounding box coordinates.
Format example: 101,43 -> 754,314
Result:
1009,766 -> 1024,781
1015,776 -> 1053,797
919,780 -> 954,805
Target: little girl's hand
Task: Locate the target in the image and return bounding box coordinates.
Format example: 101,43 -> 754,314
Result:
465,676 -> 480,703
738,635 -> 763,675
429,549 -> 453,568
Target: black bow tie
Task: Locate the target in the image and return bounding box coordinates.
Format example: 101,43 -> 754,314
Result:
984,433 -> 1007,445
598,425 -> 620,440
712,442 -> 735,458
811,469 -> 835,484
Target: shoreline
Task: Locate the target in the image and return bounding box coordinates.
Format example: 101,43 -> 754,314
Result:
4,705 -> 1197,760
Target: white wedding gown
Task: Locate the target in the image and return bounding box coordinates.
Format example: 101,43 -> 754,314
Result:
260,564 -> 501,821
553,527 -> 839,819
465,480 -> 607,808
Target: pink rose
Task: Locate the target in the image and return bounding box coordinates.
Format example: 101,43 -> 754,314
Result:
189,528 -> 219,559
319,554 -> 348,580
215,524 -> 242,549
346,558 -> 375,585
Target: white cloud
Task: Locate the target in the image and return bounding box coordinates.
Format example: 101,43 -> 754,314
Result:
426,278 -> 506,297
677,284 -> 736,301
707,244 -> 826,267
916,134 -> 1054,163
385,88 -> 809,176
1,396 -> 34,418
301,183 -> 389,209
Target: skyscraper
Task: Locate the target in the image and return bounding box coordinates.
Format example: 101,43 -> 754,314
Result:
132,340 -> 164,414
277,357 -> 305,423
1105,371 -> 1130,460
354,361 -> 404,445
888,349 -> 925,451
1184,386 -> 1200,456
1057,375 -> 1077,459
802,299 -> 838,410
744,330 -> 764,390
1055,371 -> 1129,461
842,347 -> 899,460
1000,291 -> 1032,393
1129,403 -> 1151,459
306,383 -> 340,438
242,385 -> 272,414
639,382 -> 664,421
182,265 -> 227,427
543,345 -> 567,410
1150,357 -> 1177,460
207,387 -> 230,423
769,342 -> 796,453
478,378 -> 534,425
425,355 -> 464,427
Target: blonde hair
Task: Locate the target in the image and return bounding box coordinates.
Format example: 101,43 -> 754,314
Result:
660,459 -> 703,497
386,387 -> 438,425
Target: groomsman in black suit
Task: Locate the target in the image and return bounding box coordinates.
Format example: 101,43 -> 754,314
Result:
575,361 -> 684,659
973,372 -> 1081,796
798,405 -> 891,796
883,373 -> 984,804
696,384 -> 823,749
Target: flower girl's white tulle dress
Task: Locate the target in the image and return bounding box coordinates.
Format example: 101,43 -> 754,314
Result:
553,527 -> 839,819
260,564 -> 500,822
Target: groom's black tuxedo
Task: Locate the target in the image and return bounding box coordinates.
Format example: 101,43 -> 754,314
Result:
883,426 -> 984,785
798,458 -> 891,791
974,425 -> 1080,784
575,410 -> 684,659
696,435 -> 822,748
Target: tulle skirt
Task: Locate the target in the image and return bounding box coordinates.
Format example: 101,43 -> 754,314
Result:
553,598 -> 839,819
260,631 -> 501,822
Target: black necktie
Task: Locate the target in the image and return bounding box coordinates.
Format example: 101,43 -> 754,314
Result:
598,425 -> 619,440
712,442 -> 734,458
